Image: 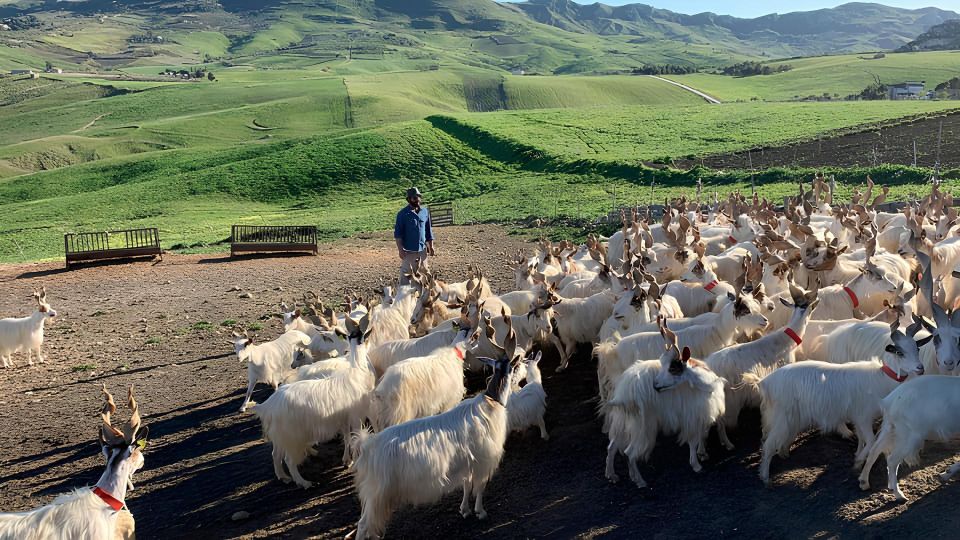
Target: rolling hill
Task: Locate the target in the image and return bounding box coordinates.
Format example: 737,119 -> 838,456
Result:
0,1 -> 957,76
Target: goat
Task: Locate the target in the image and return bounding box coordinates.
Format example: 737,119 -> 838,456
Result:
808,261 -> 899,320
704,284 -> 820,450
231,330 -> 311,413
371,328 -> 472,430
252,315 -> 375,487
367,320 -> 467,379
858,375 -> 960,500
596,294 -> 768,403
0,287 -> 57,368
369,286 -> 419,349
507,351 -> 548,440
0,385 -> 148,540
348,330 -> 517,539
552,290 -> 617,372
751,319 -> 928,485
603,322 -> 726,487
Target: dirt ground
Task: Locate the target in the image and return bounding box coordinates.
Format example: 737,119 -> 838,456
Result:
677,110 -> 960,171
1,224 -> 959,539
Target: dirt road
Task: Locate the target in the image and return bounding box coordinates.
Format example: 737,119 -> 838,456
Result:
0,225 -> 957,539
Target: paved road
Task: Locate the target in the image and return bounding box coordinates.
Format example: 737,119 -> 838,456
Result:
647,75 -> 722,104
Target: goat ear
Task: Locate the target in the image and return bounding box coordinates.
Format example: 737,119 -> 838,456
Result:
884,344 -> 899,355
245,338 -> 254,346
681,346 -> 691,363
726,292 -> 735,302
953,271 -> 960,280
916,335 -> 934,347
779,297 -> 793,308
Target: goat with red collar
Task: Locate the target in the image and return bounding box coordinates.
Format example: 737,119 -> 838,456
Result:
747,317 -> 928,486
0,385 -> 148,540
704,283 -> 820,451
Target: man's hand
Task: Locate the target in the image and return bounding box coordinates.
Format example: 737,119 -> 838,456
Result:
398,249 -> 405,261
427,244 -> 436,257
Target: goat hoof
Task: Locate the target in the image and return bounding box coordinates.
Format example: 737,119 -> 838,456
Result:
296,481 -> 313,489
632,480 -> 647,489
476,511 -> 488,520
606,473 -> 619,484
460,508 -> 472,518
691,464 -> 703,473
541,434 -> 550,441
723,442 -> 735,451
555,366 -> 567,373
859,480 -> 871,491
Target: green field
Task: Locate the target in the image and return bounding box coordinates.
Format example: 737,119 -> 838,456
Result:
668,51 -> 960,102
441,101 -> 960,164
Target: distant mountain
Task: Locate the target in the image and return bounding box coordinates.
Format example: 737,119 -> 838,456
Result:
1,0 -> 958,75
898,19 -> 960,51
511,0 -> 959,54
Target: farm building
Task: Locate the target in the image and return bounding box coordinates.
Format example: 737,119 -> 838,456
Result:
9,69 -> 34,75
888,81 -> 925,100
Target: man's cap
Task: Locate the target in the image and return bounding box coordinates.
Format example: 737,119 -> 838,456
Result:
406,187 -> 422,199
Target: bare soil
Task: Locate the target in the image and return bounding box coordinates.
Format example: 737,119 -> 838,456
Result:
1,224 -> 958,539
677,110 -> 960,171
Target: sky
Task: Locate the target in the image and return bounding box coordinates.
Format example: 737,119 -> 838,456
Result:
565,1 -> 960,17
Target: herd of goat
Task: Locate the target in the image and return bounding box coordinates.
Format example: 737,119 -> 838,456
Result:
3,177 -> 960,538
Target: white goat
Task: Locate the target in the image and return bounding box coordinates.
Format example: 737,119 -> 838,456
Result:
368,285 -> 419,348
507,352 -> 548,439
751,319 -> 929,485
0,287 -> 57,368
252,316 -> 375,487
603,325 -> 726,487
372,330 -> 471,430
596,294 -> 768,403
367,324 -> 464,378
704,286 -> 820,450
858,375 -> 960,500
348,332 -> 517,539
552,290 -> 617,371
0,386 -> 148,540
231,330 -> 311,413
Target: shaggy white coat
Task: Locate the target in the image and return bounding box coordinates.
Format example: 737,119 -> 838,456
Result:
372,343 -> 467,430
858,375 -> 960,500
350,391 -> 509,538
252,336 -> 375,487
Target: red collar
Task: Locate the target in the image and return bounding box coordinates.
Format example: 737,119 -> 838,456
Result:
93,487 -> 124,511
843,286 -> 859,308
881,364 -> 908,383
704,280 -> 719,292
783,328 -> 802,346
454,346 -> 464,362
728,235 -> 737,244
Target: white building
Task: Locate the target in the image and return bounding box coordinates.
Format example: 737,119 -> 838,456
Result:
889,81 -> 925,100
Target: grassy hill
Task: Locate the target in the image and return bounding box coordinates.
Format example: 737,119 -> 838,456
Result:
437,101 -> 960,165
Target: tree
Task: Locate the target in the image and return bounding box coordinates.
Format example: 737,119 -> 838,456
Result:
207,71 -> 216,81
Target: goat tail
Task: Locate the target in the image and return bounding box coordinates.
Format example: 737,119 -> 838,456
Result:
349,426 -> 373,469
738,372 -> 763,393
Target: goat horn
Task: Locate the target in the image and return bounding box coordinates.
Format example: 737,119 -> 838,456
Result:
123,386 -> 141,444
100,384 -> 124,446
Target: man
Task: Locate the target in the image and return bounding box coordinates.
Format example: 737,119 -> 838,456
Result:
394,187 -> 434,285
